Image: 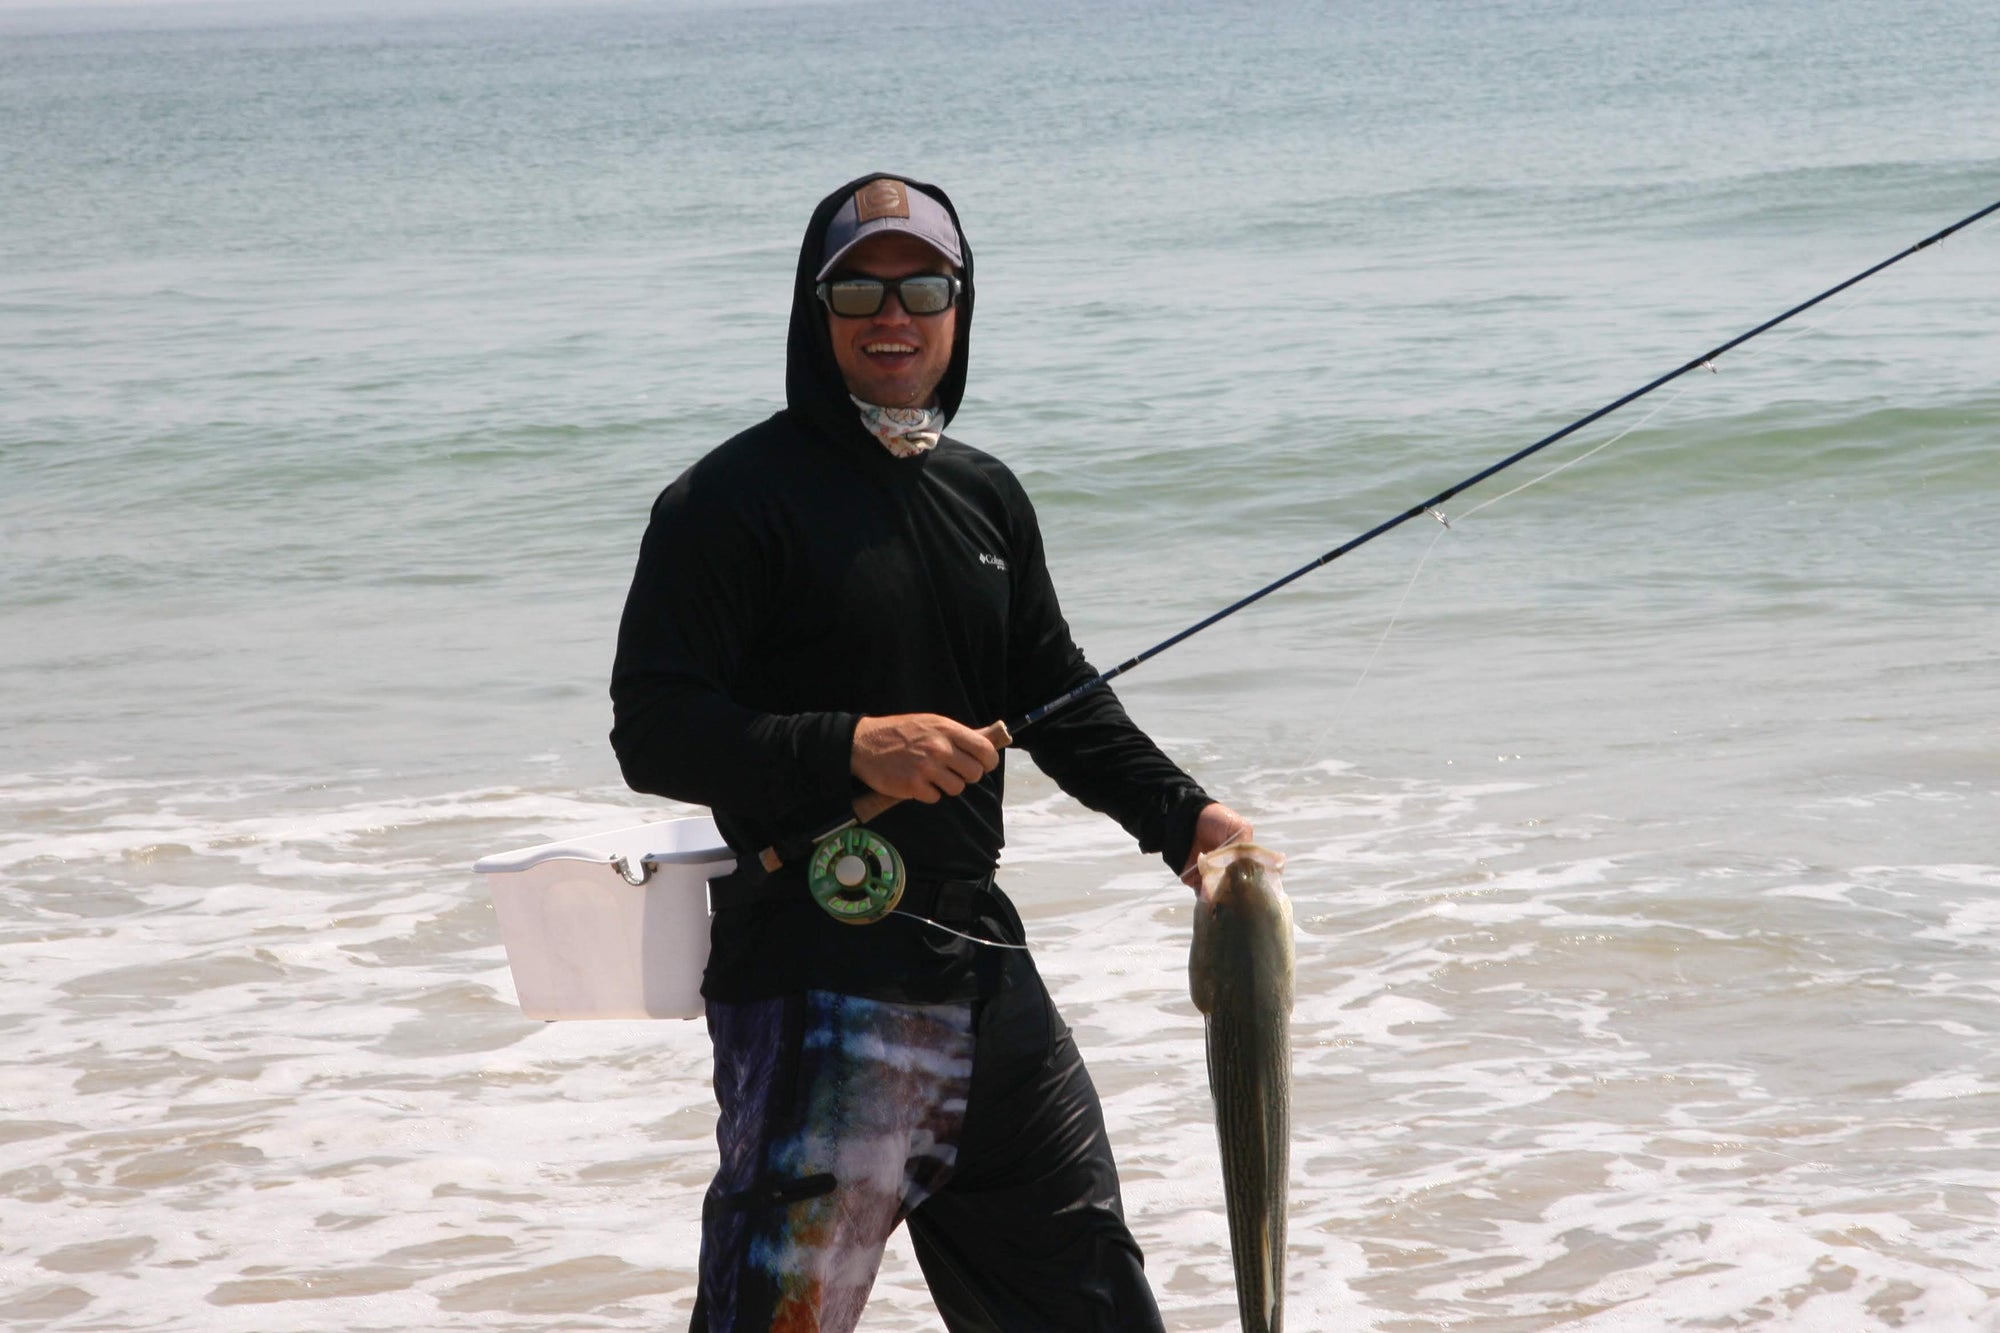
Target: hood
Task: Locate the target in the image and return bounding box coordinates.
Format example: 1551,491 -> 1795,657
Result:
785,173 -> 974,441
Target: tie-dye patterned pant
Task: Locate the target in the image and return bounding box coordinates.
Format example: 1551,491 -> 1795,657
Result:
692,953 -> 1164,1332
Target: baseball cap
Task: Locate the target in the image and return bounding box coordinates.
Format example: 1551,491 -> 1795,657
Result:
816,178 -> 963,280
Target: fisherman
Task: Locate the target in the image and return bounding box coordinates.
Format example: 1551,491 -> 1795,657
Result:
610,173 -> 1250,1332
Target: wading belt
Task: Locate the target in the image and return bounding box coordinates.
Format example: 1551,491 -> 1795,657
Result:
708,858 -> 996,923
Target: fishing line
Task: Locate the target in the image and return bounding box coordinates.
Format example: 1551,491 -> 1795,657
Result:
1303,264 -> 1904,764
901,831 -> 1258,951
1453,382 -> 1708,522
1300,361 -> 1743,763
1453,282 -> 1876,524
889,911 -> 1032,949
1317,305 -> 1834,758
1323,520 -> 1450,735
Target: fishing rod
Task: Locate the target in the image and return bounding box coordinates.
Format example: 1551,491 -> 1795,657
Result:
784,196 -> 2000,922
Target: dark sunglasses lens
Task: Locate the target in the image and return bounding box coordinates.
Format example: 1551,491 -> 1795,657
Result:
898,276 -> 955,314
826,280 -> 886,317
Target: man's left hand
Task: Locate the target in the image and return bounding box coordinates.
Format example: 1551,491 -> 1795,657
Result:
1180,801 -> 1255,889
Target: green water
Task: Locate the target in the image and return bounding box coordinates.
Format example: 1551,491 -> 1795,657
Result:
2,1 -> 1997,1327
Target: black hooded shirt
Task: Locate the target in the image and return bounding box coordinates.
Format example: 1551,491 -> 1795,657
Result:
610,174 -> 1212,1003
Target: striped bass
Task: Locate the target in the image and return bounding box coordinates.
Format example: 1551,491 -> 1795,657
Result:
1191,843 -> 1293,1333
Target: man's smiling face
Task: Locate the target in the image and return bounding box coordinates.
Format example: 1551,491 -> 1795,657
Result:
824,232 -> 958,409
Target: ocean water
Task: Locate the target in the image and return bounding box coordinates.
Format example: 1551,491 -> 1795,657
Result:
3,0 -> 1998,1327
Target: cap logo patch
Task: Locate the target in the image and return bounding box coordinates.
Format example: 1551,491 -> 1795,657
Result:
854,179 -> 911,223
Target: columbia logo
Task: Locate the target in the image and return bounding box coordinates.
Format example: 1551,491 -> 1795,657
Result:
978,553 -> 1008,571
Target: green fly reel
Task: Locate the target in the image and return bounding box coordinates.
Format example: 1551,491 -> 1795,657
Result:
807,826 -> 906,925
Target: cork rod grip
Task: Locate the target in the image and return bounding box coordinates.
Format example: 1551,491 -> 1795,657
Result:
850,719 -> 1012,825
756,719 -> 1013,874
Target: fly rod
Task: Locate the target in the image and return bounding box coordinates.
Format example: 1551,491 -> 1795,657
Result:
774,195 -> 2000,908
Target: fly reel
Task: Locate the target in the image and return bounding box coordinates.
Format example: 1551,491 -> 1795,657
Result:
807,826 -> 906,925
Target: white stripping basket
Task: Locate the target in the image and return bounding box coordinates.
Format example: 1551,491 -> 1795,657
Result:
474,815 -> 733,1020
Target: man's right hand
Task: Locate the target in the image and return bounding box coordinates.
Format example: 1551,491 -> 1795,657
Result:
851,714 -> 1001,803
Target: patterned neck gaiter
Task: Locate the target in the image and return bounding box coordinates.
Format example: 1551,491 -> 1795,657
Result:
852,396 -> 945,458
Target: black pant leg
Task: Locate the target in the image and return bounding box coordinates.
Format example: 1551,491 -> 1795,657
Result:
906,951 -> 1165,1333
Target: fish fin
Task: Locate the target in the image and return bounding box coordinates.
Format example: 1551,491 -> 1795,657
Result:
1189,897 -> 1216,1014
1260,1216 -> 1278,1326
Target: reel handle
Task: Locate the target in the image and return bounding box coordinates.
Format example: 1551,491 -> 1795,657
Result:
756,719 -> 1012,873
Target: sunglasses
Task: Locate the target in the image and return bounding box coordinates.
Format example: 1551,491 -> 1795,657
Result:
816,273 -> 962,318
